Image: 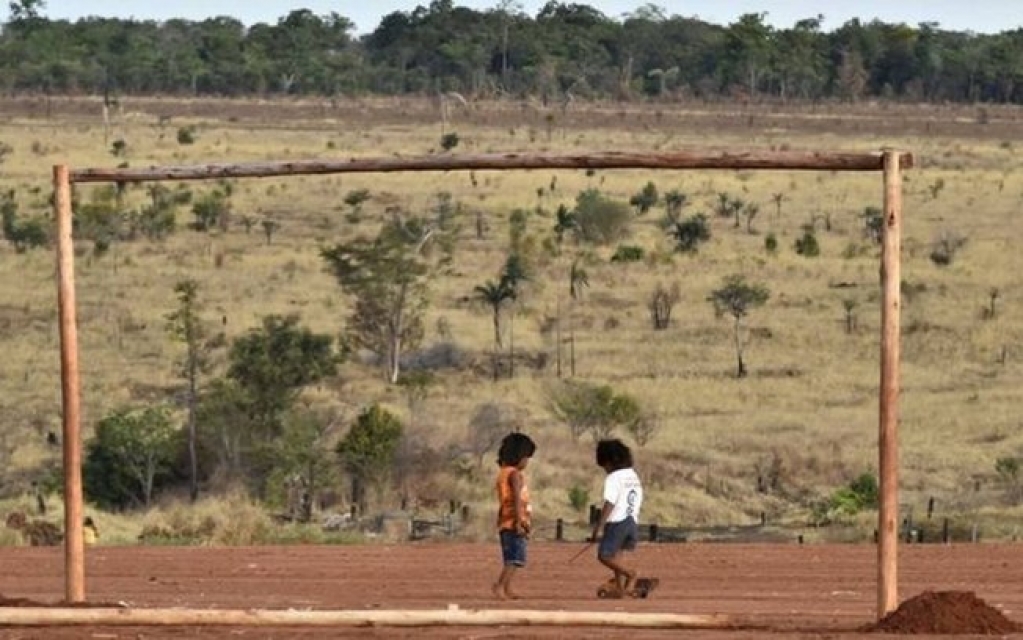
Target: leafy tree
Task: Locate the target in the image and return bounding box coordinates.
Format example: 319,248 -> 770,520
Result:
572,189 -> 631,245
258,408 -> 339,520
195,377 -> 250,481
723,13 -> 773,95
8,0 -> 46,23
84,406 -> 178,509
74,188 -> 124,258
191,188 -> 231,232
708,275 -> 770,378
165,279 -> 221,502
548,382 -> 647,443
130,185 -> 185,241
336,404 -> 403,512
226,314 -> 337,436
322,204 -> 455,383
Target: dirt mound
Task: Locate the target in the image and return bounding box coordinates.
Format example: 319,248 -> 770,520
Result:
867,590 -> 1020,635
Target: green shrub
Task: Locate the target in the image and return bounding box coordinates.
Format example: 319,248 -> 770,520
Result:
629,181 -> 658,215
440,132 -> 460,151
568,485 -> 589,512
572,189 -> 631,245
176,126 -> 197,145
795,230 -> 820,257
669,214 -> 710,254
610,244 -> 644,263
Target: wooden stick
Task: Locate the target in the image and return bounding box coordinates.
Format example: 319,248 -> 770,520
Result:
53,164 -> 85,603
568,541 -> 595,563
0,607 -> 732,629
877,149 -> 903,619
68,150 -> 914,184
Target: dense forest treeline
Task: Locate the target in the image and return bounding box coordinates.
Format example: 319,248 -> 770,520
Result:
1,0 -> 1022,104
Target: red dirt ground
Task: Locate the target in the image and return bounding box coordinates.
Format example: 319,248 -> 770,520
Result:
0,543 -> 1021,639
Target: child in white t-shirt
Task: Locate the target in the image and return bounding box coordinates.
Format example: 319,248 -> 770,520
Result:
590,438 -> 644,597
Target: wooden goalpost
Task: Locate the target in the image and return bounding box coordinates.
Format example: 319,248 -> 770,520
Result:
45,148 -> 910,624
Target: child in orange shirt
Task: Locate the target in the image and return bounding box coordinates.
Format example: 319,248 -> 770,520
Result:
492,432 -> 536,600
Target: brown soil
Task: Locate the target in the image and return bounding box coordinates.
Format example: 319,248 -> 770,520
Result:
867,590 -> 1021,635
0,543 -> 1021,639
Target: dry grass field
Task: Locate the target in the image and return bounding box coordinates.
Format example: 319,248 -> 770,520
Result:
2,96 -> 1023,541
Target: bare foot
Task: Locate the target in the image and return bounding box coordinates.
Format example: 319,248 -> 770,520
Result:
623,572 -> 637,596
492,583 -> 507,600
503,589 -> 521,600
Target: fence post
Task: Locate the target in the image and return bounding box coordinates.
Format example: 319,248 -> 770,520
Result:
927,496 -> 935,519
556,518 -> 564,541
942,518 -> 950,544
649,523 -> 658,542
588,505 -> 599,527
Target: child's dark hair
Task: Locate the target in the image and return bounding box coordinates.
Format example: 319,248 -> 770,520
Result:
596,438 -> 633,470
497,432 -> 536,466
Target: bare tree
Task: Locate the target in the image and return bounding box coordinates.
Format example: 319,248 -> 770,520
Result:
648,282 -> 681,330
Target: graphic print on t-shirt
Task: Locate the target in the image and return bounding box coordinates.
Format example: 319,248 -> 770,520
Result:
603,468 -> 643,523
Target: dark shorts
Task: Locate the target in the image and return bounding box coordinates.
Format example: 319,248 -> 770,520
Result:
598,517 -> 638,559
499,529 -> 527,567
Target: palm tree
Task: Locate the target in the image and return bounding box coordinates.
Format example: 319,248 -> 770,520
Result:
474,279 -> 515,350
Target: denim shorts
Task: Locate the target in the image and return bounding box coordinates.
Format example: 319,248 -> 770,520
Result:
499,529 -> 527,567
598,517 -> 638,559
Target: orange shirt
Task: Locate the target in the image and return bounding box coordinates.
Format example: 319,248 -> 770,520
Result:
496,465 -> 531,531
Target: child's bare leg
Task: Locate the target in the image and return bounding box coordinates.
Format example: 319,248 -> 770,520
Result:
493,565 -> 518,599
599,555 -> 635,593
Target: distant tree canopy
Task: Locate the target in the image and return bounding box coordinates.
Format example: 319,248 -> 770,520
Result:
0,4 -> 1021,103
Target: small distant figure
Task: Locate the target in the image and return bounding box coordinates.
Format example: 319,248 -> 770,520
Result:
492,432 -> 536,600
590,438 -> 644,598
84,516 -> 99,545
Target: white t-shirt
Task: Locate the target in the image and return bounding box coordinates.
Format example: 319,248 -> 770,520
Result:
603,468 -> 643,523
